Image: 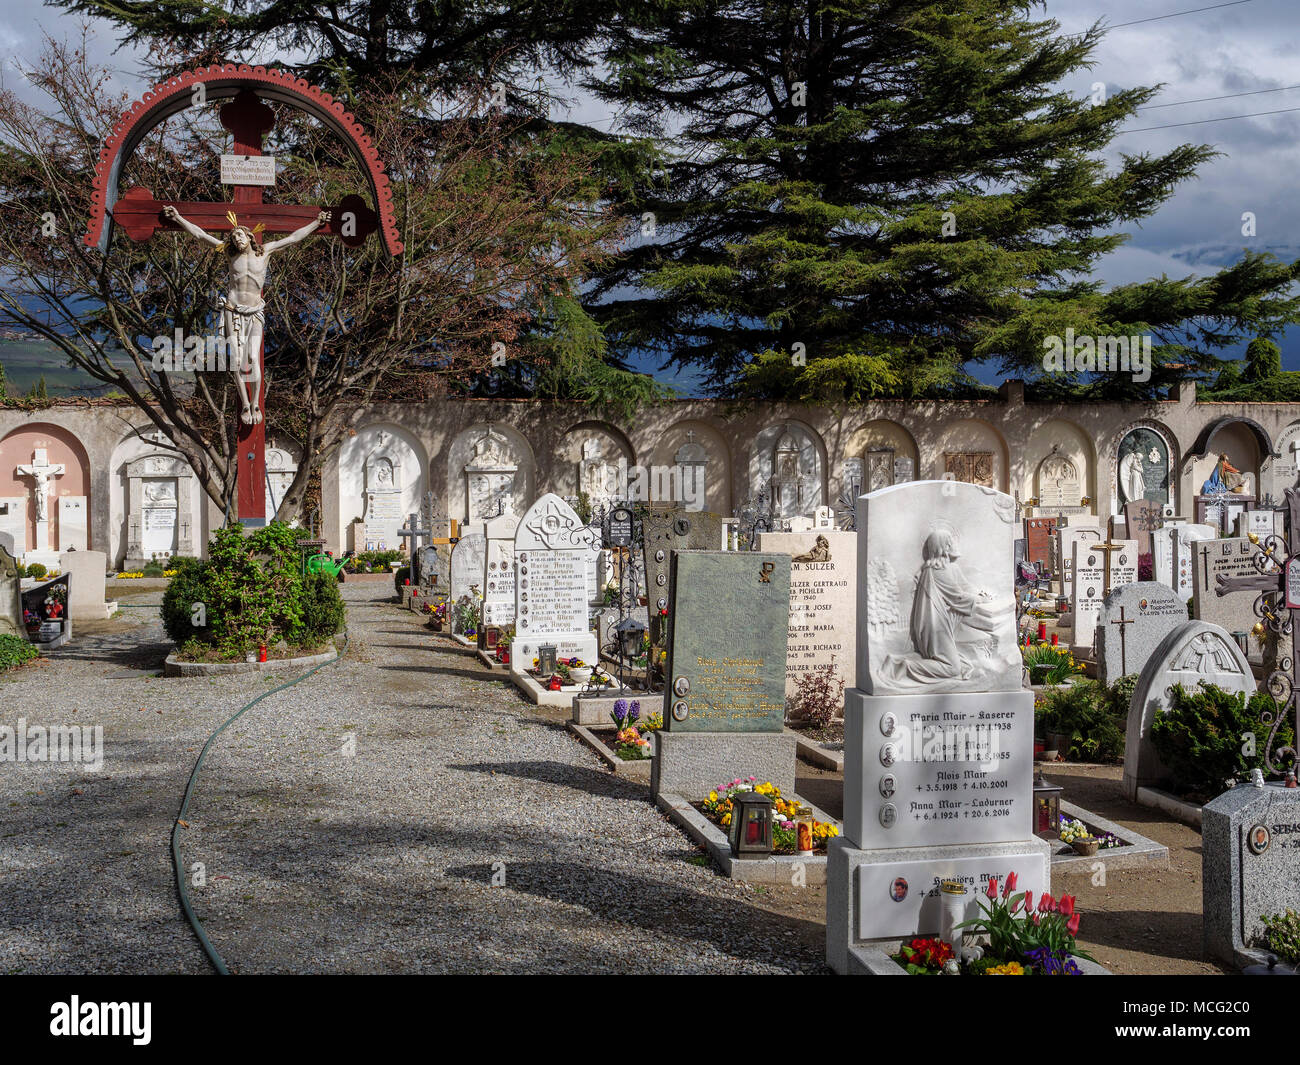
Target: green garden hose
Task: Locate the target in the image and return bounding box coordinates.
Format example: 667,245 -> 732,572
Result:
170,633 -> 349,974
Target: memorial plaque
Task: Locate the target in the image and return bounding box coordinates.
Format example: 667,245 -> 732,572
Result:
482,540 -> 516,626
643,509 -> 722,643
758,528 -> 857,699
844,689 -> 1035,849
1025,516 -> 1058,573
606,506 -> 634,547
58,496 -> 88,552
0,498 -> 25,556
1105,539 -> 1139,592
1153,523 -> 1215,596
662,551 -> 789,732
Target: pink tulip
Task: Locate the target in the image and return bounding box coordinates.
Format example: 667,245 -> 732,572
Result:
1022,890 -> 1035,912
1038,893 -> 1055,913
1003,871 -> 1018,897
1067,913 -> 1081,936
986,877 -> 999,900
1058,894 -> 1076,917
1010,895 -> 1023,914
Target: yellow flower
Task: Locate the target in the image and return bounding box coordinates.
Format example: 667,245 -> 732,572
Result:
708,791 -> 718,802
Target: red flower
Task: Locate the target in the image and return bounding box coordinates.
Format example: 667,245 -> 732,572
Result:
1022,890 -> 1034,912
986,877 -> 999,900
1058,894 -> 1076,917
1003,871 -> 1018,896
1067,913 -> 1081,936
1039,893 -> 1056,914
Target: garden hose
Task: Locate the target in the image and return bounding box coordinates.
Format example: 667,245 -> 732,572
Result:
170,631 -> 349,975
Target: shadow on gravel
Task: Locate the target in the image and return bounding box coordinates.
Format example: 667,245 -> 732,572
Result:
1069,908 -> 1207,963
48,631 -> 172,669
447,759 -> 646,801
445,859 -> 830,971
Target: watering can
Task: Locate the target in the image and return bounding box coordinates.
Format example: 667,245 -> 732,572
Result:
304,551 -> 352,577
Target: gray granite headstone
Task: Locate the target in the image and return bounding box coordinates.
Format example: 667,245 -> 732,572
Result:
1122,620 -> 1255,800
1122,499 -> 1164,556
1098,582 -> 1187,687
1204,784 -> 1300,968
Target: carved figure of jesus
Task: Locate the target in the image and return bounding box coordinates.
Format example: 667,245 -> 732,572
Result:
162,205 -> 330,425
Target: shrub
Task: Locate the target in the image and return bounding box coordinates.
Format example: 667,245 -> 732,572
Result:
788,661 -> 845,730
1150,684 -> 1295,796
160,521 -> 324,660
26,562 -> 46,580
0,632 -> 37,670
296,571 -> 346,646
1260,910 -> 1300,964
1035,678 -> 1127,763
142,560 -> 165,577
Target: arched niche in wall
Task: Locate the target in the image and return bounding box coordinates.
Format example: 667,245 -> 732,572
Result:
446,422 -> 535,523
108,425 -> 207,569
337,423 -> 428,551
556,421 -> 636,512
749,420 -> 826,520
1021,417 -> 1094,515
0,422 -> 92,556
1111,421 -> 1178,514
645,420 -> 732,514
928,417 -> 1009,492
842,418 -> 920,495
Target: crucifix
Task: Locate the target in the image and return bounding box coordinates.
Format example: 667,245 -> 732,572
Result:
113,88 -> 386,526
1109,606 -> 1134,675
16,450 -> 66,551
1215,487 -> 1298,774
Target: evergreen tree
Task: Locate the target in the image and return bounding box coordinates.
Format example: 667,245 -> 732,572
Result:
585,0 -> 1300,399
1244,336 -> 1283,383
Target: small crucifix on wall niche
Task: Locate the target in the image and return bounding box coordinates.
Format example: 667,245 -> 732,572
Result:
16,450 -> 65,524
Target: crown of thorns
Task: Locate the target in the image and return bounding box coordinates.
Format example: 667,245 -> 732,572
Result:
222,211 -> 265,248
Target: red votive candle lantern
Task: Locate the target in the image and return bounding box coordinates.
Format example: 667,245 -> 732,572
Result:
1051,633 -> 1058,647
1037,621 -> 1047,642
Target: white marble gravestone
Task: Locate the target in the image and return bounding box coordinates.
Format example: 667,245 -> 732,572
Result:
1123,620 -> 1254,800
59,549 -> 111,620
1052,524 -> 1101,596
509,494 -> 597,675
1261,423 -> 1300,501
58,497 -> 88,552
481,503 -> 520,628
1069,541 -> 1107,653
829,480 -> 1048,972
125,451 -> 196,568
758,528 -> 857,701
1152,523 -> 1215,597
0,498 -> 24,557
362,440 -> 403,550
449,532 -> 486,602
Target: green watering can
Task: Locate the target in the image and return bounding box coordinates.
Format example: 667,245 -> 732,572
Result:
304,551 -> 352,577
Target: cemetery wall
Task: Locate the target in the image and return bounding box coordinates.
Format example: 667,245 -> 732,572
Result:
5,379 -> 1300,561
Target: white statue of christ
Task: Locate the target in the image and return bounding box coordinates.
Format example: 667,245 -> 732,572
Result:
163,205 -> 330,425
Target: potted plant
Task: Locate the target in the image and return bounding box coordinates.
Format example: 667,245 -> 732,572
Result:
568,658 -> 593,686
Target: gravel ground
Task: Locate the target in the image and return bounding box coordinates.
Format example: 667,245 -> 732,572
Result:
0,585 -> 828,974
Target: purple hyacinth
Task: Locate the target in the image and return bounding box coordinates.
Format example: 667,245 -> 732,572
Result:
612,699 -> 629,724
627,700 -> 641,724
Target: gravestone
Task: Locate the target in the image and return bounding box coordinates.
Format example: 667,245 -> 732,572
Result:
362,444 -> 404,550
1069,541 -> 1107,654
642,509 -> 723,645
481,504 -> 520,628
1192,538 -> 1272,656
1025,516 -> 1058,573
1152,523 -> 1215,597
510,494 -> 597,679
1122,620 -> 1254,801
857,482 -> 1020,695
652,550 -> 796,799
828,480 -> 1049,973
1235,509 -> 1281,540
0,499 -> 24,558
1122,498 -> 1164,557
58,550 -> 112,621
757,528 -> 857,703
449,533 -> 486,601
0,546 -> 21,636
58,497 -> 89,552
1261,422 -> 1300,500
1204,784 -> 1300,968
1098,582 -> 1187,687
1052,524 -> 1101,597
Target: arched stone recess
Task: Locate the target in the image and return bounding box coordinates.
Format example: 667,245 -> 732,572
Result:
0,422 -> 92,558
1263,419 -> 1300,499
446,422 -> 535,523
927,417 -> 1010,492
108,425 -> 209,569
555,421 -> 636,512
1020,418 -> 1094,515
748,420 -> 827,520
1186,416 -> 1269,500
1109,420 -> 1178,516
337,423 -> 428,551
265,436 -> 304,521
842,418 -> 920,495
646,419 -> 732,514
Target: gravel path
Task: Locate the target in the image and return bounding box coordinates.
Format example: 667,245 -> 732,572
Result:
1,585 -> 828,974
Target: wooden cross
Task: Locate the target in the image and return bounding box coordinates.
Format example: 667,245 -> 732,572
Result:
118,91 -> 381,526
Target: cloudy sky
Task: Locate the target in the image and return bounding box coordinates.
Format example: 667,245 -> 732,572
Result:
3,0 -> 1299,383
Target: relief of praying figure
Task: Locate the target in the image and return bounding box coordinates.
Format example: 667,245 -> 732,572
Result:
162,205 -> 331,425
879,528 -> 1014,689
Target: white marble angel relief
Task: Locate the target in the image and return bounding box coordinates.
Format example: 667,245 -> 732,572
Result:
859,480 -> 1020,694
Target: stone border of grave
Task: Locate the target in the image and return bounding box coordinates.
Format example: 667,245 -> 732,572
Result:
163,645 -> 338,677
450,633 -> 476,648
1134,787 -> 1202,828
793,733 -> 843,772
570,690 -> 653,727
566,722 -> 652,778
511,669 -> 615,708
842,942 -> 1111,976
474,649 -> 508,672
656,789 -> 841,885
1048,800 -> 1169,872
